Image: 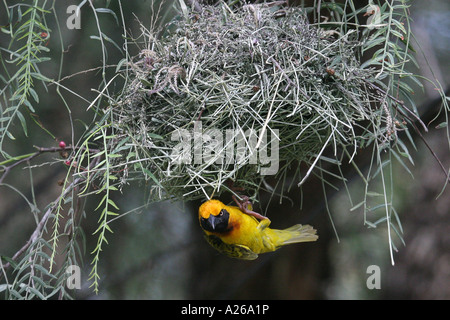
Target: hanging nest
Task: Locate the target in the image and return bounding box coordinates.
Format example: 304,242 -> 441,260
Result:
108,2 -> 401,202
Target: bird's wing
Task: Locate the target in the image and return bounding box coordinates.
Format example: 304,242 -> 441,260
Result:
204,234 -> 258,260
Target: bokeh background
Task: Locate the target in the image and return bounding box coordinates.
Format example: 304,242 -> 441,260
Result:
0,0 -> 449,299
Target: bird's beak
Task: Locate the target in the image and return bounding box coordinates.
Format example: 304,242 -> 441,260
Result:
208,215 -> 220,230
202,214 -> 219,231
200,209 -> 229,233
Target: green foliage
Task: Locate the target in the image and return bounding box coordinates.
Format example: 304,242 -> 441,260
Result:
0,0 -> 124,299
87,125 -> 121,294
0,0 -> 51,155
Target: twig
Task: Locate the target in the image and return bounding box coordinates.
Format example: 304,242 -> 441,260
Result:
363,79 -> 428,132
48,65 -> 117,86
363,79 -> 449,182
0,157 -> 100,281
0,145 -> 99,184
410,121 -> 450,183
184,0 -> 202,13
0,179 -> 70,279
0,147 -> 63,184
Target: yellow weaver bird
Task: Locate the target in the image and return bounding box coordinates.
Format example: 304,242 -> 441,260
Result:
198,198 -> 318,260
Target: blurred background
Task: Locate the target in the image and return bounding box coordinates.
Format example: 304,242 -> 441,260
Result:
0,0 -> 449,299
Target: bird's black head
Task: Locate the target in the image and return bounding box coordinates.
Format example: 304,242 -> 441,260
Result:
200,209 -> 230,233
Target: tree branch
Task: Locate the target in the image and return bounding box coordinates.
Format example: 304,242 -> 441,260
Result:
0,145 -> 99,184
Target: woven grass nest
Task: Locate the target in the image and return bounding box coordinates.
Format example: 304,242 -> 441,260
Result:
111,2 -> 392,203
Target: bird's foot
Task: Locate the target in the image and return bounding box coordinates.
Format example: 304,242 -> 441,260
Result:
232,195 -> 270,221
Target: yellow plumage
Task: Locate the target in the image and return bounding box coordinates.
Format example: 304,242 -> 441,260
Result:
198,199 -> 318,260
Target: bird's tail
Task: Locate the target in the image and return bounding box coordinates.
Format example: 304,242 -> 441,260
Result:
276,224 -> 318,245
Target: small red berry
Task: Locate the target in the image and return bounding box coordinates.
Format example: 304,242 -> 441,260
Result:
59,141 -> 66,149
64,160 -> 71,166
